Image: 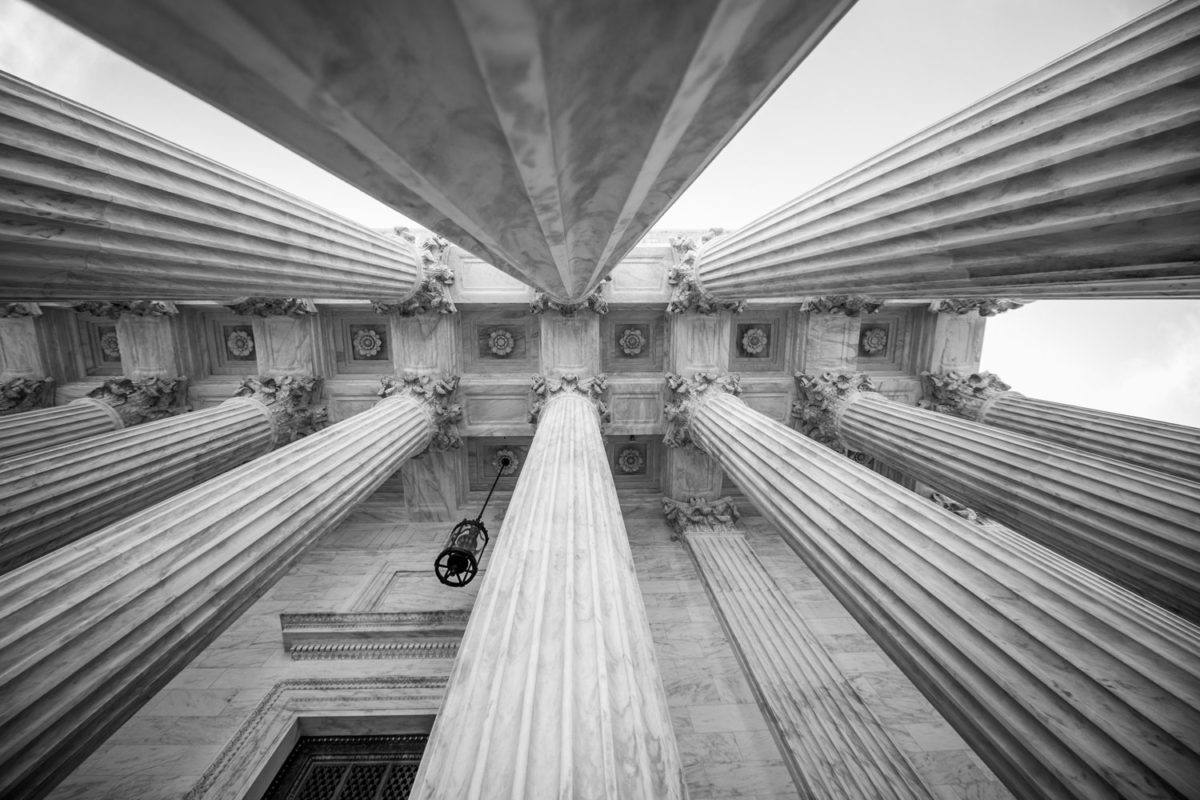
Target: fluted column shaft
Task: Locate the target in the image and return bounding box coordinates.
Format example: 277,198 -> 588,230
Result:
412,393 -> 684,799
696,1 -> 1200,299
837,393 -> 1200,622
0,393 -> 435,800
981,393 -> 1200,482
686,529 -> 935,800
0,399 -> 121,459
682,389 -> 1200,800
0,71 -> 420,300
0,398 -> 277,573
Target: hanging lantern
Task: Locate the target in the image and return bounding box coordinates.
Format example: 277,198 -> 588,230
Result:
434,454 -> 512,587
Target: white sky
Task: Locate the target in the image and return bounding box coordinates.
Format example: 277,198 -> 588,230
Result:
2,0 -> 1196,425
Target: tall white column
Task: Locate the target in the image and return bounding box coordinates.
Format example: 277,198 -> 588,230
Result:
412,377 -> 685,799
0,374 -> 460,800
667,372 -> 1200,800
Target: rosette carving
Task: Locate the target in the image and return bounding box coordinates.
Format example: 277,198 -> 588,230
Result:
919,371 -> 1013,421
378,372 -> 463,451
528,374 -> 609,426
86,376 -> 185,426
235,375 -> 327,445
662,371 -> 743,450
0,303 -> 41,318
0,377 -> 54,416
530,277 -> 610,316
73,301 -> 179,318
791,372 -> 877,451
225,298 -> 317,317
372,235 -> 457,316
661,496 -> 740,536
666,236 -> 745,315
929,299 -> 1025,317
798,295 -> 883,316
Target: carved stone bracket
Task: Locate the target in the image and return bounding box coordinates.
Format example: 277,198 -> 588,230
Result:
530,277 -> 610,316
929,299 -> 1026,317
85,376 -> 185,426
666,236 -> 745,315
663,371 -> 743,450
919,370 -> 1014,421
792,372 -> 877,451
798,295 -> 883,316
528,374 -> 610,426
0,303 -> 42,318
372,235 -> 457,316
225,298 -> 317,317
73,301 -> 179,318
662,495 -> 740,538
0,377 -> 55,416
379,372 -> 463,451
235,375 -> 327,445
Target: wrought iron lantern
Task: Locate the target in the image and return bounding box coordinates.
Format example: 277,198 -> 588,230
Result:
434,454 -> 511,586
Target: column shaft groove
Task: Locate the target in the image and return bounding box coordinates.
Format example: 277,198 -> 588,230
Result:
0,401 -> 120,459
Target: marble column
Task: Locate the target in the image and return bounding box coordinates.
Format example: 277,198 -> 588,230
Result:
795,371 -> 1200,621
0,376 -> 323,573
696,2 -> 1200,299
0,376 -> 184,459
412,376 -> 684,799
669,500 -> 935,800
0,72 -> 420,301
666,373 -> 1200,800
0,373 -> 460,800
923,370 -> 1200,483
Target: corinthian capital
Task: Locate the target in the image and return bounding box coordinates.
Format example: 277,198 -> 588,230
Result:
73,301 -> 179,318
528,374 -> 609,425
85,377 -> 185,426
0,303 -> 42,318
666,236 -> 745,315
235,375 -> 327,445
225,297 -> 317,317
928,299 -> 1025,317
798,295 -> 883,316
663,371 -> 742,450
662,495 -> 740,537
792,372 -> 877,451
919,371 -> 1014,421
0,377 -> 54,416
379,372 -> 463,450
373,235 -> 457,316
530,277 -> 610,316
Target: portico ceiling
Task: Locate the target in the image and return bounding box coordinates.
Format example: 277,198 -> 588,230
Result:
33,0 -> 854,301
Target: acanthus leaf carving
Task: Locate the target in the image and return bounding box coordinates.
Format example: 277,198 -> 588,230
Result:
530,277 -> 611,316
666,236 -> 744,315
373,235 -> 457,316
528,373 -> 609,426
919,370 -> 1013,421
662,495 -> 741,537
929,299 -> 1026,317
225,298 -> 317,317
798,295 -> 884,316
792,371 -> 877,452
0,377 -> 55,416
73,300 -> 179,318
235,375 -> 327,445
662,371 -> 742,451
378,371 -> 463,451
0,303 -> 42,318
85,376 -> 186,426
927,491 -> 983,525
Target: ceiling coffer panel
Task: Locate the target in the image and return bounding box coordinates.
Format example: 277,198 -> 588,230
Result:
34,0 -> 855,300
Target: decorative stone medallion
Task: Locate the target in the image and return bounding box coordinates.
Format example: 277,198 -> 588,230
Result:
485,327 -> 518,358
615,443 -> 647,475
617,326 -> 648,357
350,324 -> 388,360
735,323 -> 771,358
98,327 -> 121,362
859,324 -> 889,356
491,448 -> 520,475
222,325 -> 256,360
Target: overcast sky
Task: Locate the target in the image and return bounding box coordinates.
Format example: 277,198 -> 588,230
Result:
2,0 -> 1195,425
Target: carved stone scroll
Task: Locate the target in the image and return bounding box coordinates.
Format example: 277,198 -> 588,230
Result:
225,298 -> 318,317
379,372 -> 463,451
791,372 -> 877,450
0,377 -> 55,417
798,295 -> 883,316
530,277 -> 610,316
666,236 -> 745,315
928,299 -> 1025,316
372,235 -> 458,316
663,371 -> 742,449
661,495 -> 740,536
83,376 -> 185,426
528,373 -> 609,426
918,370 -> 1012,421
73,301 -> 179,318
234,375 -> 327,445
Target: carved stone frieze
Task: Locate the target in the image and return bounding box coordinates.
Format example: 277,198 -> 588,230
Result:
663,371 -> 743,450
85,376 -> 185,426
528,373 -> 610,426
798,295 -> 883,316
379,371 -> 463,450
73,300 -> 179,318
0,303 -> 41,317
530,277 -> 610,316
929,298 -> 1026,317
666,236 -> 745,315
372,235 -> 457,316
225,297 -> 317,317
919,370 -> 1014,421
0,377 -> 55,416
235,375 -> 327,444
792,371 -> 877,451
662,495 -> 740,537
